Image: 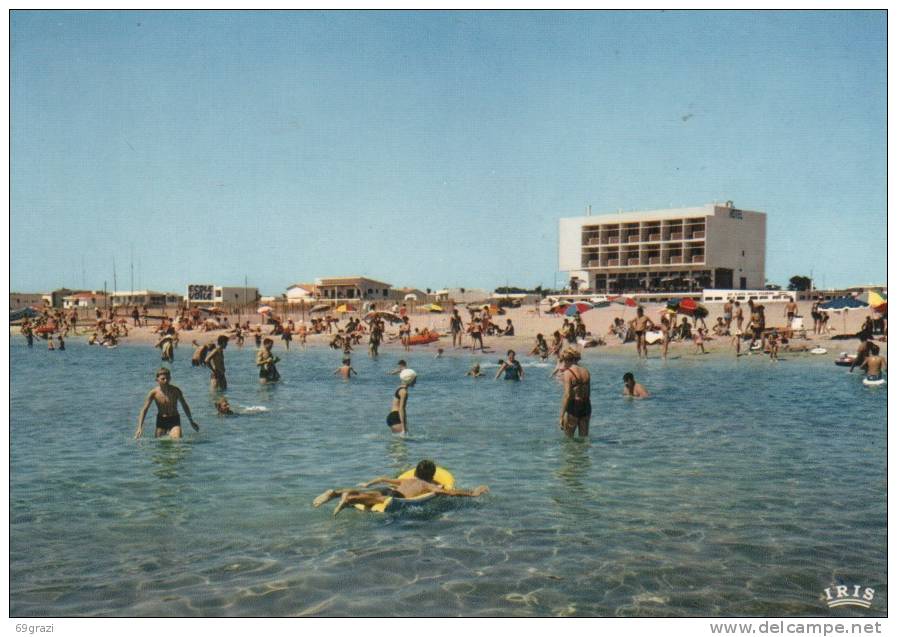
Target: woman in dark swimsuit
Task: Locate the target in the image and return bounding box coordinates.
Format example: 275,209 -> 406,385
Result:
386,368 -> 416,435
558,349 -> 591,437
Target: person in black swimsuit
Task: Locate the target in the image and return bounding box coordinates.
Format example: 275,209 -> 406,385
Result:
495,349 -> 524,380
386,368 -> 416,435
558,349 -> 591,437
135,367 -> 199,439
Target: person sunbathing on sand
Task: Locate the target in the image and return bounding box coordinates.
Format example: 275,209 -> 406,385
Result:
312,459 -> 489,516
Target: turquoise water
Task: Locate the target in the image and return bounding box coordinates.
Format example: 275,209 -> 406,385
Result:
10,341 -> 887,617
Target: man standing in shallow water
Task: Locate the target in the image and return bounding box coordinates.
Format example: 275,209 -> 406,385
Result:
135,367 -> 199,439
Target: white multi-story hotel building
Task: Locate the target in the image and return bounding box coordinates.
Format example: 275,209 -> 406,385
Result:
559,202 -> 766,293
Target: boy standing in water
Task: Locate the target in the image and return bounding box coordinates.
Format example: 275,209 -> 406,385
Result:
256,337 -> 281,383
135,367 -> 200,439
205,335 -> 229,391
334,357 -> 358,379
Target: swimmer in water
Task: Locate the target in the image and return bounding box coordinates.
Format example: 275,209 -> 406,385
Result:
622,372 -> 649,398
215,398 -> 235,416
334,357 -> 358,379
387,359 -> 407,375
435,348 -> 444,359
466,363 -> 482,377
312,459 -> 489,516
135,367 -> 199,439
860,343 -> 887,382
386,368 -> 416,435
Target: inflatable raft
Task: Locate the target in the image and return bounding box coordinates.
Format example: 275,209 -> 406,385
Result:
407,332 -> 440,346
863,376 -> 886,387
834,353 -> 856,367
353,466 -> 455,513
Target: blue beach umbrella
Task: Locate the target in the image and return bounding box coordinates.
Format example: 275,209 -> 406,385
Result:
819,297 -> 869,334
819,297 -> 868,310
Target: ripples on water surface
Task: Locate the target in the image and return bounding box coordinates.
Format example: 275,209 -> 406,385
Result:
10,341 -> 887,616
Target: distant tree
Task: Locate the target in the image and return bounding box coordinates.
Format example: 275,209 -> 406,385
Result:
787,276 -> 812,291
426,288 -> 432,294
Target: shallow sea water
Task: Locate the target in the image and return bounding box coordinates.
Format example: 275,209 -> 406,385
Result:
10,340 -> 887,616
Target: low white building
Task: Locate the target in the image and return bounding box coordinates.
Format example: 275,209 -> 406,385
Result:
315,276 -> 392,301
62,291 -> 110,309
111,290 -> 183,308
432,288 -> 491,304
285,283 -> 317,303
186,284 -> 259,308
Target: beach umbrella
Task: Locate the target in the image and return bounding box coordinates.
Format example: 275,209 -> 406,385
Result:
608,295 -> 638,307
256,305 -> 273,315
335,303 -> 356,313
819,297 -> 868,311
859,290 -> 887,314
364,310 -> 403,324
675,298 -> 708,318
820,297 -> 869,334
310,304 -> 330,313
559,301 -> 594,316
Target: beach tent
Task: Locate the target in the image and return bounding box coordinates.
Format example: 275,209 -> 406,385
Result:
420,303 -> 443,313
335,304 -> 356,313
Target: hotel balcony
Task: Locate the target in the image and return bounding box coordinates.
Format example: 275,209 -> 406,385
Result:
648,233 -> 661,242
691,255 -> 705,263
670,232 -> 683,240
669,256 -> 684,264
648,256 -> 661,265
607,259 -> 619,266
690,230 -> 705,240
627,258 -> 640,266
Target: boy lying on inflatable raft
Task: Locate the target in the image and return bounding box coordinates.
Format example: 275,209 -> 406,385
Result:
312,459 -> 488,516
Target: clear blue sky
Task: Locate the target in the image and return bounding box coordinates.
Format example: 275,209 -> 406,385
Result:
11,10 -> 886,295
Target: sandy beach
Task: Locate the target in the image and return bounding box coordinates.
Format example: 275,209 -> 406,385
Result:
32,299 -> 886,360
